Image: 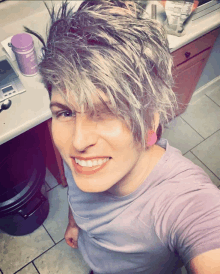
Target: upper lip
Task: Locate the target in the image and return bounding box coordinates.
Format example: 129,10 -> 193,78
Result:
73,156 -> 110,160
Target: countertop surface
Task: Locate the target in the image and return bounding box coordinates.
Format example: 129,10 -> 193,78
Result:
0,1 -> 220,145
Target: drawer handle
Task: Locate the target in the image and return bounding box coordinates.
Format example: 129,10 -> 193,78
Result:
185,52 -> 191,58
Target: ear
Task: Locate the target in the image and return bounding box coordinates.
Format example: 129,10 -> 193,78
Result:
144,112 -> 160,147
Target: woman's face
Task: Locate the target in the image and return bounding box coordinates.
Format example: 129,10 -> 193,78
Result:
50,89 -> 153,196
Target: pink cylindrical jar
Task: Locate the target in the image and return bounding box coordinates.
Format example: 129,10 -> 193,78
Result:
11,33 -> 38,76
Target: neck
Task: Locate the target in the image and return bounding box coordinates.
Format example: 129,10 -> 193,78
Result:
108,145 -> 164,197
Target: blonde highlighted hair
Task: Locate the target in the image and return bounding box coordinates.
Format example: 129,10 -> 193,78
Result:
24,0 -> 178,148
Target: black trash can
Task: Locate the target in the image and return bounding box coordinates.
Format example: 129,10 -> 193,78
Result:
0,133 -> 49,236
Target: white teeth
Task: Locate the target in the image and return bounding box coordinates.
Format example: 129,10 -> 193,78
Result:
75,158 -> 79,164
87,160 -> 93,167
81,160 -> 86,167
98,159 -> 103,165
93,160 -> 98,166
75,157 -> 109,167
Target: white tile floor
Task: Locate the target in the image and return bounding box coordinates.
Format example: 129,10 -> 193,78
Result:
0,86 -> 220,274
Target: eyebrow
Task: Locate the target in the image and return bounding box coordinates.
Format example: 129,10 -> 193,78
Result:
49,102 -> 70,110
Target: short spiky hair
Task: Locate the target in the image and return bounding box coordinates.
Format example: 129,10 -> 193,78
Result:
24,0 -> 178,148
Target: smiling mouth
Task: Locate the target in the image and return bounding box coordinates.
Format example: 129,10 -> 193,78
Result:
72,157 -> 111,175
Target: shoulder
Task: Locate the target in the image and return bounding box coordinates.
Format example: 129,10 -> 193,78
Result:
139,151 -> 218,220
139,144 -> 220,268
152,168 -> 220,267
153,158 -> 220,224
138,154 -> 218,232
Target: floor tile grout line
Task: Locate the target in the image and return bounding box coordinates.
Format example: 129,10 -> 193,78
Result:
34,243 -> 59,263
201,127 -> 220,142
45,179 -> 58,191
13,243 -> 57,273
183,128 -> 220,156
190,150 -> 220,182
45,181 -> 51,191
182,140 -> 204,156
179,89 -> 220,138
13,261 -> 36,274
13,239 -> 60,274
43,224 -> 56,245
205,94 -> 220,108
12,227 -> 66,273
205,85 -> 220,95
47,184 -> 60,192
13,265 -> 26,274
32,261 -> 41,274
29,235 -> 66,266
13,218 -> 70,272
13,238 -> 70,274
56,236 -> 66,246
14,262 -> 41,274
179,116 -> 205,140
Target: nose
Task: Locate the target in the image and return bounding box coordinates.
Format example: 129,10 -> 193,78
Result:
72,113 -> 98,152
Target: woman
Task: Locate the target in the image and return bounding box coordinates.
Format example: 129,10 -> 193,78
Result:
25,1 -> 220,273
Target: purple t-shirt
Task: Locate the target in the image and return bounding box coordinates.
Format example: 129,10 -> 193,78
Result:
64,138 -> 220,274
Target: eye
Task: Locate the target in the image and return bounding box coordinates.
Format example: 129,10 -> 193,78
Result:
53,110 -> 76,121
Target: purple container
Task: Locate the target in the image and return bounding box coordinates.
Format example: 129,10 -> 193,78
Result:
11,33 -> 38,76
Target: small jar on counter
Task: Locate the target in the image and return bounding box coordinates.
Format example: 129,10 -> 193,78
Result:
11,33 -> 38,77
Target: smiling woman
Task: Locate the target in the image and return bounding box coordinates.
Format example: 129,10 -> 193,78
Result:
49,89 -> 156,194
24,1 -> 220,274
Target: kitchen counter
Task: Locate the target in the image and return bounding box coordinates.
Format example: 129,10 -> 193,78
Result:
0,1 -> 220,145
168,6 -> 220,52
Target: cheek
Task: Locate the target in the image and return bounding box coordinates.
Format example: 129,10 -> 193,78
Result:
98,120 -> 134,150
51,121 -> 72,154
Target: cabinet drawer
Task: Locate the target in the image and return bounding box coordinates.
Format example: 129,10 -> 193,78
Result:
172,27 -> 219,67
173,47 -> 211,75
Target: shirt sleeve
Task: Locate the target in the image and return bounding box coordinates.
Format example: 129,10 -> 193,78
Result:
154,182 -> 220,266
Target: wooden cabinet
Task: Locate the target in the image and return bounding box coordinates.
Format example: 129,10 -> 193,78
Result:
41,119 -> 68,187
171,27 -> 220,117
